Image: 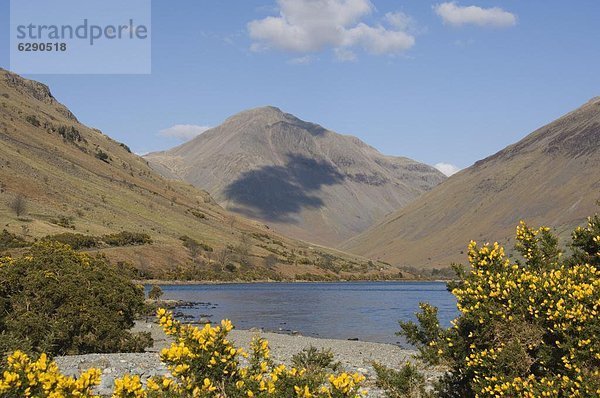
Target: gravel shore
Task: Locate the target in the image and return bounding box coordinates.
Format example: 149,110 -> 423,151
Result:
56,321 -> 437,397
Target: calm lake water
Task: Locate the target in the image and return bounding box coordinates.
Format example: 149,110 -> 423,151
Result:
152,282 -> 458,345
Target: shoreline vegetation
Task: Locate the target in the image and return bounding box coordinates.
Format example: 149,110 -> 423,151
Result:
1,225 -> 457,284
136,278 -> 454,286
1,214 -> 598,397
53,318 -> 427,397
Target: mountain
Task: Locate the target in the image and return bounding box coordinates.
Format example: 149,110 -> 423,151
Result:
343,98 -> 600,268
145,107 -> 445,246
0,69 -> 402,281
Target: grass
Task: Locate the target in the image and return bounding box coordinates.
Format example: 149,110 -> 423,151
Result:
0,69 -> 404,281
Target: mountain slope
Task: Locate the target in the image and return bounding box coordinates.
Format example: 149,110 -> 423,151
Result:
343,98 -> 600,268
0,69 -> 400,281
145,107 -> 445,246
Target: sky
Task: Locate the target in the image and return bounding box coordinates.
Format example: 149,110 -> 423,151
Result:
1,0 -> 599,175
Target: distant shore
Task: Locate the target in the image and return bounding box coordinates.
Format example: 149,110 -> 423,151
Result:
135,278 -> 451,286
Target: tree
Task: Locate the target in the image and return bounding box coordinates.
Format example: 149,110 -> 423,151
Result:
8,194 -> 27,217
148,285 -> 164,301
235,234 -> 252,265
215,248 -> 232,271
264,254 -> 278,269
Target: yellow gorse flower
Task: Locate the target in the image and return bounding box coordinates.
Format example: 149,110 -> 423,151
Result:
112,309 -> 365,397
436,219 -> 600,397
0,351 -> 101,397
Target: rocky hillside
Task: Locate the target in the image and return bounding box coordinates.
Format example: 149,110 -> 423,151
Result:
0,69 -> 401,281
343,98 -> 600,268
145,107 -> 445,246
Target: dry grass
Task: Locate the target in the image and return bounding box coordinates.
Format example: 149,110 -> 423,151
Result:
0,69 -> 399,281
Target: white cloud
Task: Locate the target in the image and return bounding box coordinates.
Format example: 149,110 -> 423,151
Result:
334,48 -> 357,62
248,0 -> 415,59
384,11 -> 421,34
435,162 -> 461,176
433,2 -> 516,28
159,124 -> 211,141
288,55 -> 314,65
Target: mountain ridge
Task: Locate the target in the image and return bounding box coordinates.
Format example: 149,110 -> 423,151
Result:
145,106 -> 445,245
343,98 -> 600,268
0,69 -> 402,281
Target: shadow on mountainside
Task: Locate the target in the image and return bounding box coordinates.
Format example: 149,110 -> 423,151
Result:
223,154 -> 345,223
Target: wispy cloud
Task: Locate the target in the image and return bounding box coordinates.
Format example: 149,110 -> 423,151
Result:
334,48 -> 357,62
434,2 -> 516,28
435,162 -> 461,176
288,55 -> 315,65
159,124 -> 211,142
248,0 -> 415,60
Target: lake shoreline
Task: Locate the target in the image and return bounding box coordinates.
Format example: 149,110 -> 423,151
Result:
136,278 -> 453,285
144,280 -> 458,345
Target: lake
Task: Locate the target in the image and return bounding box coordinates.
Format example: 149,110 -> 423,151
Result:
152,281 -> 458,345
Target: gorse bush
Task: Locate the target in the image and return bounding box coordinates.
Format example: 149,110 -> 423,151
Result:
0,351 -> 101,397
0,310 -> 366,397
102,231 -> 153,246
40,231 -> 152,250
57,125 -> 83,143
95,149 -> 110,162
372,362 -> 430,398
0,242 -> 151,356
49,215 -> 75,229
25,115 -> 40,127
395,215 -> 600,397
110,309 -> 366,397
291,346 -> 341,375
42,232 -> 100,249
0,230 -> 29,250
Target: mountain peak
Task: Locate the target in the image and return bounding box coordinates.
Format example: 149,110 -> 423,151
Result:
146,107 -> 445,245
217,106 -> 330,138
224,105 -> 286,121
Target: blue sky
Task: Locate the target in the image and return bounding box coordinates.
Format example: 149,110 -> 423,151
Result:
1,1 -> 599,174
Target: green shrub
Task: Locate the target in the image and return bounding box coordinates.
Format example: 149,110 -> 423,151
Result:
0,311 -> 365,397
0,229 -> 30,250
49,215 -> 75,229
179,235 -> 213,252
94,149 -> 110,162
25,115 -> 40,127
396,215 -> 600,397
189,209 -> 206,219
57,125 -> 82,143
291,346 -> 341,374
148,285 -> 163,300
0,242 -> 152,356
102,231 -> 152,246
373,362 -> 431,398
42,233 -> 99,250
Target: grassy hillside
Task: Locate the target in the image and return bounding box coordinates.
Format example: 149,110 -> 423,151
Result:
343,98 -> 600,268
0,69 -> 403,281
